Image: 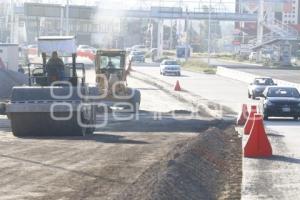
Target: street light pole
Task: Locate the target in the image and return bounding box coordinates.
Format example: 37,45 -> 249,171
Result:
185,7 -> 189,61
66,0 -> 70,35
60,5 -> 64,36
256,0 -> 264,62
10,0 -> 14,43
207,0 -> 211,66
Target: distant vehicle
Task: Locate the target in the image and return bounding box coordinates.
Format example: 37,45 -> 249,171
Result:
280,51 -> 292,66
128,45 -> 148,53
262,86 -> 300,120
129,51 -> 145,63
77,45 -> 96,53
248,78 -> 276,99
291,50 -> 300,67
27,44 -> 38,56
77,45 -> 97,61
160,60 -> 181,76
249,52 -> 257,62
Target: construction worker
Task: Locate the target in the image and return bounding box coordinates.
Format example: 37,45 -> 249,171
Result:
107,57 -> 115,68
46,51 -> 65,82
18,64 -> 25,74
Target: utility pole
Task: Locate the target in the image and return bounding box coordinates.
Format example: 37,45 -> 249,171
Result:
60,5 -> 64,36
66,0 -> 70,35
150,21 -> 153,49
10,0 -> 14,43
207,0 -> 212,66
184,7 -> 189,60
157,19 -> 163,59
256,0 -> 264,62
170,20 -> 173,49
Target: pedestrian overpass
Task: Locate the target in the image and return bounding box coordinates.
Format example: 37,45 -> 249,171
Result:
23,3 -> 257,22
97,8 -> 257,22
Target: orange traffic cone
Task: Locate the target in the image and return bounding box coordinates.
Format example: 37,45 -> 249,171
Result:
244,114 -> 272,158
244,105 -> 257,135
174,80 -> 181,91
237,104 -> 249,126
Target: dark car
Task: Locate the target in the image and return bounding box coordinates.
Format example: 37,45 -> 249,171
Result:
248,77 -> 276,99
262,86 -> 300,120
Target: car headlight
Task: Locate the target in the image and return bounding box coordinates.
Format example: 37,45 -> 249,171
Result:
266,101 -> 273,106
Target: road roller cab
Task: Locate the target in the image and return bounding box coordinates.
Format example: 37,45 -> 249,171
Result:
5,36 -> 96,137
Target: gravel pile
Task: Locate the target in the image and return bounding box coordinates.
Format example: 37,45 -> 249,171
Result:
0,70 -> 27,100
117,123 -> 242,200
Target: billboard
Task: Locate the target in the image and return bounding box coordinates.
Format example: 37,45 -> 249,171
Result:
24,3 -> 95,19
25,3 -> 61,18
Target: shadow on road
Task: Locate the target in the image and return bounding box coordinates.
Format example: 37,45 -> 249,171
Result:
97,111 -> 228,133
268,155 -> 300,164
265,119 -> 300,127
65,134 -> 149,144
18,133 -> 150,145
135,87 -> 160,91
267,133 -> 285,138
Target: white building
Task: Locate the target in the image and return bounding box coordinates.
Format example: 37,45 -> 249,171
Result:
282,0 -> 299,24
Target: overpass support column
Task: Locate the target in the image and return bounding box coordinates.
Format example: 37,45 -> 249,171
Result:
157,19 -> 164,59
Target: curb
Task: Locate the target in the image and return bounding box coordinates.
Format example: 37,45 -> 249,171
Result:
216,58 -> 261,67
130,70 -> 236,120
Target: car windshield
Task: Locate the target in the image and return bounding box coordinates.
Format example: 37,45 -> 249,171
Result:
131,51 -> 143,55
133,45 -> 145,49
267,87 -> 300,98
100,56 -> 121,69
253,78 -> 274,86
165,61 -> 178,65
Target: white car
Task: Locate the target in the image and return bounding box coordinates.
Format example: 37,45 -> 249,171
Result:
77,45 -> 97,54
160,60 -> 181,76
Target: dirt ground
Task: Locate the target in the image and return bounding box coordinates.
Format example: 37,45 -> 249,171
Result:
0,77 -> 242,200
117,124 -> 242,200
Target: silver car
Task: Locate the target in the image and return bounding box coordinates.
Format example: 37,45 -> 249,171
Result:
248,77 -> 276,99
160,60 -> 181,76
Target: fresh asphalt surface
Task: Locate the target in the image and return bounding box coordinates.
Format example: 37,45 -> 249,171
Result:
132,61 -> 300,199
0,69 -> 207,199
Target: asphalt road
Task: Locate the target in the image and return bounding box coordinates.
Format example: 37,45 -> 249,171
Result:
132,62 -> 300,199
133,62 -> 251,112
207,57 -> 300,84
